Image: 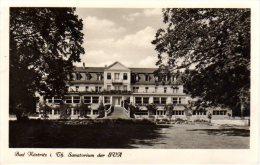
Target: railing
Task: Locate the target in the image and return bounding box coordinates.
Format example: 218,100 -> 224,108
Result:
112,79 -> 123,83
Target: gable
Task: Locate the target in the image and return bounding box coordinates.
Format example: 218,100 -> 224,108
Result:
106,61 -> 130,71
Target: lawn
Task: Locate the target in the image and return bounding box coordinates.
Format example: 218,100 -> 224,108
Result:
9,119 -> 249,149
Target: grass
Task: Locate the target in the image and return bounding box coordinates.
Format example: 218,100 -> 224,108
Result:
9,119 -> 249,149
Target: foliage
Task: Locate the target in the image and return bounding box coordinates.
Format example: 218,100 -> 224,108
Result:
146,103 -> 157,115
77,102 -> 90,118
152,9 -> 250,114
97,103 -> 105,118
129,104 -> 136,118
59,102 -> 72,119
10,8 -> 85,116
165,104 -> 173,117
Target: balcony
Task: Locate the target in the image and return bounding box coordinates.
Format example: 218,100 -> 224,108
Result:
112,78 -> 123,84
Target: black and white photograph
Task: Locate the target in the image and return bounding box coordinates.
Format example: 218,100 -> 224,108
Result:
0,0 -> 259,164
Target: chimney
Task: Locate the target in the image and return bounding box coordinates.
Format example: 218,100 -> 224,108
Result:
83,62 -> 85,69
105,65 -> 107,68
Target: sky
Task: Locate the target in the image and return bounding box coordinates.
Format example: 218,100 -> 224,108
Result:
74,8 -> 165,68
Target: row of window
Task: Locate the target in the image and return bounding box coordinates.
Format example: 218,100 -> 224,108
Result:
74,72 -> 180,82
107,73 -> 128,80
47,96 -> 112,104
45,109 -> 99,115
134,97 -> 183,105
213,110 -> 227,115
70,85 -> 179,93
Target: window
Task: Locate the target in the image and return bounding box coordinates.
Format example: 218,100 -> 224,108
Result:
164,87 -> 167,93
107,85 -> 111,91
85,73 -> 91,80
143,97 -> 149,104
95,86 -> 101,92
97,74 -> 102,81
172,98 -> 178,104
123,85 -> 127,91
76,73 -> 81,80
54,109 -> 60,115
154,97 -> 160,104
65,96 -> 72,104
84,96 -> 91,104
115,73 -> 120,80
93,110 -> 99,115
135,97 -> 142,104
47,97 -> 53,103
161,97 -> 167,105
136,74 -> 139,81
145,87 -> 149,93
173,110 -> 184,115
75,86 -> 79,92
92,97 -> 99,103
54,97 -> 61,104
155,87 -> 158,93
123,73 -> 128,80
107,73 -> 111,80
114,85 -> 120,91
104,97 -> 110,104
133,87 -> 139,93
145,74 -> 150,81
73,96 -> 80,104
85,86 -> 89,91
74,109 -> 79,115
179,98 -> 182,104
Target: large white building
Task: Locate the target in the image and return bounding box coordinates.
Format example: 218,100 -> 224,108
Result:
39,61 -> 231,120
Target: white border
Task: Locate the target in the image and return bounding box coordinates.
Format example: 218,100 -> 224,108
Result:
0,0 -> 259,164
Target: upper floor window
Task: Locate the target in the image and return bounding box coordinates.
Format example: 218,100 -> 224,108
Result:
76,73 -> 82,80
164,87 -> 167,93
114,85 -> 120,91
97,74 -> 102,81
65,96 -> 72,104
85,86 -> 89,91
84,96 -> 91,104
123,85 -> 127,91
85,73 -> 91,80
107,73 -> 111,80
145,87 -> 149,93
161,97 -> 167,104
115,73 -> 120,80
107,85 -> 111,91
92,96 -> 99,103
123,73 -> 128,80
133,86 -> 139,93
135,97 -> 142,104
145,74 -> 150,81
95,86 -> 102,92
143,97 -> 149,104
104,97 -> 110,104
76,86 -> 79,92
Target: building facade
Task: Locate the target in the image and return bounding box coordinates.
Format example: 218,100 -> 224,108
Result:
39,61 -> 232,120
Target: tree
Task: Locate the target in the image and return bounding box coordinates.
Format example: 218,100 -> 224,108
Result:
10,8 -> 85,118
152,9 -> 250,116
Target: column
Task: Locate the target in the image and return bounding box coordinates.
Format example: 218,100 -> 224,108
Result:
52,109 -> 54,115
71,108 -> 74,116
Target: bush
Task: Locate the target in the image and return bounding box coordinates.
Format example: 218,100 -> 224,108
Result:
146,103 -> 157,116
97,103 -> 105,118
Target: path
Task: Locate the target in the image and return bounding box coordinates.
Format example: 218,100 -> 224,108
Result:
106,106 -> 129,119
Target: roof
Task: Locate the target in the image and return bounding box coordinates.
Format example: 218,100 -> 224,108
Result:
75,67 -> 105,72
129,68 -> 157,73
74,66 -> 158,73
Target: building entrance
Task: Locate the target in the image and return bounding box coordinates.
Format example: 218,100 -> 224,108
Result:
112,97 -> 122,107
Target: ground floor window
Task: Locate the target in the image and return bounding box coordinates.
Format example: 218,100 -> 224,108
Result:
135,97 -> 149,105
153,97 -> 166,105
104,96 -> 110,104
73,96 -> 80,104
93,110 -> 99,115
92,96 -> 99,103
53,97 -> 61,104
193,111 -> 206,115
156,111 -> 166,115
213,110 -> 227,115
65,96 -> 72,104
84,96 -> 91,103
172,97 -> 182,104
74,109 -> 80,115
135,97 -> 142,104
173,110 -> 184,115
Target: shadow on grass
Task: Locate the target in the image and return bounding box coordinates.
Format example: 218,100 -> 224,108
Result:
9,119 -> 169,148
187,128 -> 250,137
